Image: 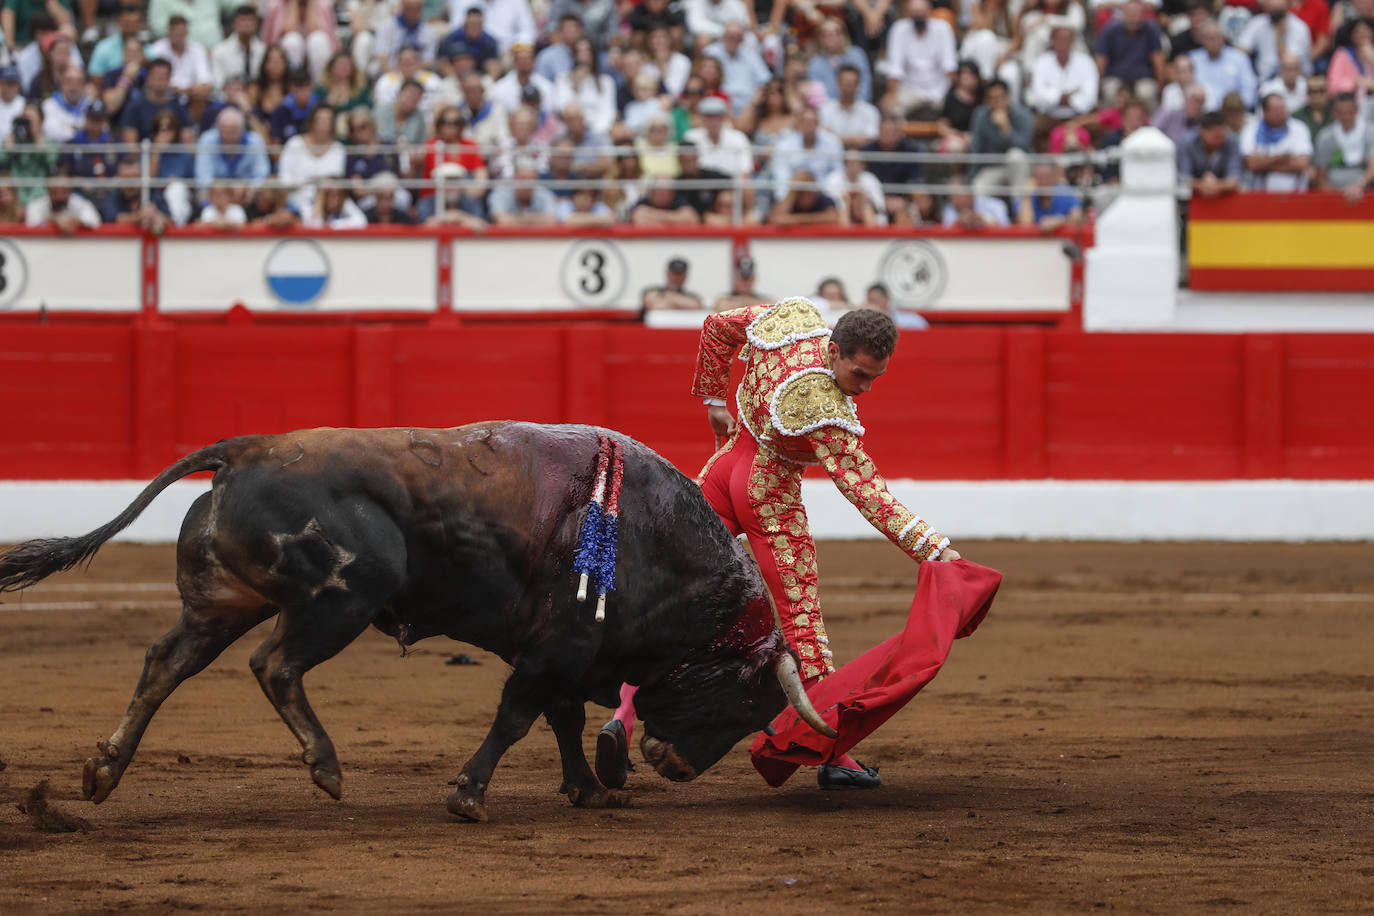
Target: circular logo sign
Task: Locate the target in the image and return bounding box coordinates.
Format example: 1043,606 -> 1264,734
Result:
264,239 -> 330,307
877,240 -> 948,310
0,238 -> 30,309
559,239 -> 627,308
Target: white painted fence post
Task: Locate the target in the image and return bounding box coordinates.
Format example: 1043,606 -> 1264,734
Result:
1083,127 -> 1179,330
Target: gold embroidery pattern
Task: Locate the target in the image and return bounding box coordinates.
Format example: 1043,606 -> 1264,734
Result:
744,298 -> 828,349
772,370 -> 862,438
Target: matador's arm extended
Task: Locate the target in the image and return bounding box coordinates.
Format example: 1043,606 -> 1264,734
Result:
809,427 -> 950,562
690,304 -> 776,401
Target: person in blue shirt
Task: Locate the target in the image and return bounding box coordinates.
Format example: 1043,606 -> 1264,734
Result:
88,2 -> 145,77
118,59 -> 192,142
1188,20 -> 1259,111
58,100 -> 116,185
438,6 -> 501,75
806,18 -> 873,103
194,106 -> 270,193
1016,161 -> 1083,230
269,67 -> 317,143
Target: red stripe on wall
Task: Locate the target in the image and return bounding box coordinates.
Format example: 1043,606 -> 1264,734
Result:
1189,267 -> 1374,291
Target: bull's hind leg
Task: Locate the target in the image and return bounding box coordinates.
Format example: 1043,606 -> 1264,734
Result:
545,698 -> 630,810
248,593 -> 376,800
84,600 -> 274,803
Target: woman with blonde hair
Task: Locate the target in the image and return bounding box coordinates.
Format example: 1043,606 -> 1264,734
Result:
315,51 -> 371,127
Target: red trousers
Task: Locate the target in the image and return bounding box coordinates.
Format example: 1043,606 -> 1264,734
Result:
697,428 -> 832,679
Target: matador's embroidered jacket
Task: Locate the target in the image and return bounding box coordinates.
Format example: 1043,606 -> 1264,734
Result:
692,298 -> 948,679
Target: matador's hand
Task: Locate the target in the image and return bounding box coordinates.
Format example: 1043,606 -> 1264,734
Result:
939,547 -> 962,562
707,405 -> 738,449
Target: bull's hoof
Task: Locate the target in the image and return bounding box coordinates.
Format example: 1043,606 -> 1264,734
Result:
311,765 -> 342,800
82,755 -> 120,804
446,790 -> 488,823
641,735 -> 698,783
567,784 -> 631,810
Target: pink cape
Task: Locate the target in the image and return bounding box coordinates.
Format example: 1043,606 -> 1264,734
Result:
750,559 -> 1001,787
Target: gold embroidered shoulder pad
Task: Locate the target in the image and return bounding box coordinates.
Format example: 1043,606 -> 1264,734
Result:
745,298 -> 830,350
770,368 -> 865,437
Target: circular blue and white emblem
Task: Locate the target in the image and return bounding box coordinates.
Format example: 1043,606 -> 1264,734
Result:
264,239 -> 330,306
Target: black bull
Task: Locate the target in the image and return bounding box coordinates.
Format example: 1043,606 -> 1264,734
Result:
0,423 -> 832,822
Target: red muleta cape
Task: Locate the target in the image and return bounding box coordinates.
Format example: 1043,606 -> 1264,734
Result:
750,558 -> 1001,787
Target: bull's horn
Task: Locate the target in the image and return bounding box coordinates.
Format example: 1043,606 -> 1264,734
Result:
775,654 -> 838,739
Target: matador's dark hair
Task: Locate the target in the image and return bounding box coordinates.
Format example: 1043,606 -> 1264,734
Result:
831,308 -> 898,360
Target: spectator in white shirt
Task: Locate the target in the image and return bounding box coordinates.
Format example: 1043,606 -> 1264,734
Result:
25,178 -> 102,232
1237,0 -> 1312,81
306,184 -> 370,228
1258,53 -> 1307,114
941,178 -> 1011,227
449,0 -> 537,54
40,63 -> 88,142
212,6 -> 266,89
704,20 -> 770,115
884,0 -> 958,119
820,64 -> 880,148
686,0 -> 753,51
279,104 -> 347,211
682,95 -> 753,175
374,0 -> 442,68
1240,91 -> 1313,190
1031,19 -> 1100,119
823,151 -> 887,226
489,43 -> 556,115
199,182 -> 248,229
771,105 -> 844,198
148,14 -> 213,93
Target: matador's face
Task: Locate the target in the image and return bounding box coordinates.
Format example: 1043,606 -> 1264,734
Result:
829,342 -> 889,398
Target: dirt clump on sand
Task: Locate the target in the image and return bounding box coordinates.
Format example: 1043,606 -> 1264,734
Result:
18,781 -> 92,833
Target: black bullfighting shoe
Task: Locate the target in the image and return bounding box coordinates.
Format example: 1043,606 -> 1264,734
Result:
595,719 -> 632,789
817,760 -> 882,790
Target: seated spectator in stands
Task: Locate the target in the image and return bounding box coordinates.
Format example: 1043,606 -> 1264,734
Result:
97,157 -> 168,228
734,78 -> 793,150
556,185 -> 616,225
628,0 -> 687,47
0,182 -> 24,222
375,0 -> 440,70
862,115 -> 924,225
0,66 -> 25,140
631,175 -> 701,224
455,72 -> 509,150
769,168 -> 843,226
270,68 -> 319,143
1016,161 -> 1082,230
1313,91 -> 1374,200
1240,92 -> 1313,189
199,181 -> 248,229
1326,17 -> 1374,102
493,106 -> 550,176
821,64 -> 881,149
771,106 -> 843,200
91,2 -> 146,79
375,78 -> 428,146
373,45 -> 441,110
1292,73 -> 1333,134
1259,54 -> 1308,114
439,7 -> 501,76
560,101 -> 613,177
686,0 -> 752,52
1094,0 -> 1166,109
619,72 -> 669,138
490,42 -> 555,115
969,78 -> 1032,197
315,52 -> 372,122
1031,19 -> 1100,120
1099,96 -> 1150,181
27,171 -> 101,232
1238,0 -> 1312,82
814,277 -> 853,311
1178,110 -> 1244,198
344,109 -> 401,184
279,104 -> 347,210
148,14 -> 213,94
636,113 -> 681,177
824,150 -> 887,226
607,144 -> 643,216
643,26 -> 691,98
146,112 -> 195,223
417,162 -> 489,226
304,183 -> 369,228
683,95 -> 753,175
536,12 -> 582,82
1160,56 -> 1196,111
244,186 -> 299,227
550,0 -> 618,50
2,105 -> 58,207
863,281 -> 929,329
212,6 -> 266,89
641,256 -> 704,311
937,61 -> 983,148
248,45 -> 290,132
554,39 -> 618,136
488,159 -> 557,224
1220,90 -> 1253,134
263,0 -> 341,81
885,0 -> 959,119
1189,20 -> 1259,111
41,63 -> 90,142
942,178 -> 1011,227
704,20 -> 770,115
676,138 -> 738,216
1157,83 -> 1208,146
808,18 -> 873,103
702,185 -> 758,224
543,137 -> 581,194
424,105 -> 488,192
362,172 -> 416,224
712,254 -> 769,310
59,101 -> 115,191
195,106 -> 270,193
1168,0 -> 1211,61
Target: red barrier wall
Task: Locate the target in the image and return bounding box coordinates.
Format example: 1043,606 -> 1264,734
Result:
2,323 -> 1372,481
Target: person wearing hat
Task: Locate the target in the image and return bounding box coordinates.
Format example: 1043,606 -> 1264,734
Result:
488,40 -> 554,114
682,94 -> 752,175
710,253 -> 769,311
89,2 -> 145,78
1029,16 -> 1099,119
57,97 -> 115,189
40,61 -> 89,141
641,256 -> 704,312
0,65 -> 25,140
212,5 -> 267,89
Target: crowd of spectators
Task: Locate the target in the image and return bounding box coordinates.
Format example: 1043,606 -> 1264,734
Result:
0,0 -> 1370,233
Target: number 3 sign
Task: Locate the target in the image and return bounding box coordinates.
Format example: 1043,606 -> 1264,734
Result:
559,239 -> 627,308
0,239 -> 29,309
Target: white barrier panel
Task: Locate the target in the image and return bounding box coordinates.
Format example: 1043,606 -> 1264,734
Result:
3,480 -> 1372,543
0,236 -> 141,312
748,237 -> 1072,312
452,237 -> 733,311
158,237 -> 436,312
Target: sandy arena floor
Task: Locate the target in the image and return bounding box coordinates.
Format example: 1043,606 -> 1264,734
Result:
0,540 -> 1370,913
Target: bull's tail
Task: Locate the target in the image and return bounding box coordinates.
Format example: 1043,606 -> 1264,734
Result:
0,443 -> 231,593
